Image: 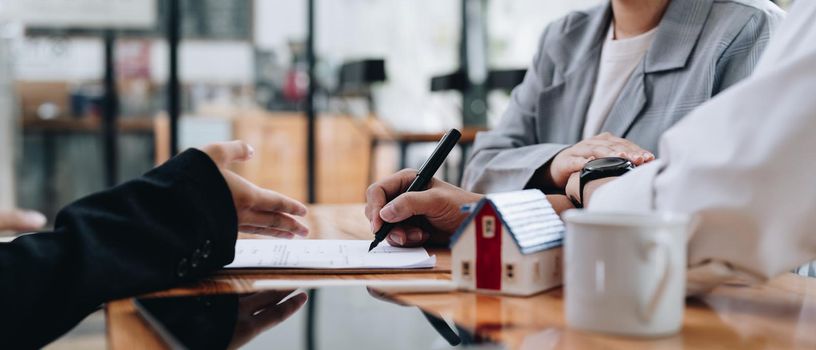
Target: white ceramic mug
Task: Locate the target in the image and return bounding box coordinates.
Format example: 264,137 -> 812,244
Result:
562,210 -> 689,337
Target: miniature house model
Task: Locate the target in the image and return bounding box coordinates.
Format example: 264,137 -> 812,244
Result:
450,190 -> 565,296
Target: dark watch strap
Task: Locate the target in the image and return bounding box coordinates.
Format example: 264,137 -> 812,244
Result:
569,193 -> 584,209
578,179 -> 589,208
575,157 -> 635,208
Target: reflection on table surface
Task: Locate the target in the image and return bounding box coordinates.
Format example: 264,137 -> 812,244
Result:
114,273 -> 816,350
391,275 -> 816,350
134,286 -> 501,350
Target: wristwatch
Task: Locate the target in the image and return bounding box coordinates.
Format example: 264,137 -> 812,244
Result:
571,157 -> 635,208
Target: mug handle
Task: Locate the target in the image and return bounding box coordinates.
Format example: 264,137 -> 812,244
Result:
638,236 -> 672,323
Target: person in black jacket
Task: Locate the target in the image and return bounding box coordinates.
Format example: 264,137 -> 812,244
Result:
0,141 -> 308,348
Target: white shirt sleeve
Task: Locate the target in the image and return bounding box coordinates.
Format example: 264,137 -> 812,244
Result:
589,0 -> 816,294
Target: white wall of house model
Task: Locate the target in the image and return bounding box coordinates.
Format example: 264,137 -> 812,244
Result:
451,190 -> 565,296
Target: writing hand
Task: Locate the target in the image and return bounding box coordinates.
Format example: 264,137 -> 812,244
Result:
365,169 -> 483,247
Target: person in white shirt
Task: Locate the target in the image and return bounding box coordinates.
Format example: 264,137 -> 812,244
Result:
364,0 -> 816,293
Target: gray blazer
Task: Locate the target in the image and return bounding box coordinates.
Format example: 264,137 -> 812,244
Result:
462,0 -> 785,193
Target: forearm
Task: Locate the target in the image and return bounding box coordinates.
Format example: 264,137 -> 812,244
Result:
0,150 -> 238,346
463,142 -> 568,193
546,195 -> 575,217
54,150 -> 239,296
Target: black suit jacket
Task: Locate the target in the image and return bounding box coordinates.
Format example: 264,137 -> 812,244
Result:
0,150 -> 238,348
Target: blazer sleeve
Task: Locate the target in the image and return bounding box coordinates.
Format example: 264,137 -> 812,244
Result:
461,24 -> 569,194
713,6 -> 785,94
0,149 -> 238,347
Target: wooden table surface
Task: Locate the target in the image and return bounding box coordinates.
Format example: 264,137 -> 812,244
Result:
106,204 -> 816,349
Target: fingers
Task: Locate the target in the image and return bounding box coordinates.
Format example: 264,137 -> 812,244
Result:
385,229 -> 405,246
577,137 -> 654,164
240,290 -> 294,312
0,210 -> 47,232
599,135 -> 653,161
220,169 -> 307,217
365,169 -> 418,232
252,292 -> 308,329
380,169 -> 420,196
582,140 -> 634,158
552,135 -> 652,188
200,140 -> 255,167
252,189 -> 308,217
364,185 -> 387,232
385,225 -> 430,247
378,189 -> 443,224
588,144 -> 621,158
239,225 -> 294,238
366,287 -> 410,306
242,211 -> 308,236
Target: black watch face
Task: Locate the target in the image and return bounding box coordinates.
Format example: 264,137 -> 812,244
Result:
584,157 -> 631,172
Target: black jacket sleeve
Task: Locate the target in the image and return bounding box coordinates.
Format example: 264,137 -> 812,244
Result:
0,149 -> 238,347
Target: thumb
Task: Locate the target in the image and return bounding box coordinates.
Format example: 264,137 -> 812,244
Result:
379,191 -> 439,223
201,141 -> 255,167
0,209 -> 47,232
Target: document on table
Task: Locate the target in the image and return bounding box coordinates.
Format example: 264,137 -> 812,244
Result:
224,239 -> 436,270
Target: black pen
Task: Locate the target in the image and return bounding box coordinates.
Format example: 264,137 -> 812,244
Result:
368,128 -> 462,252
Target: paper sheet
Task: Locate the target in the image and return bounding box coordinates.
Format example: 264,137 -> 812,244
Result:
225,239 -> 437,269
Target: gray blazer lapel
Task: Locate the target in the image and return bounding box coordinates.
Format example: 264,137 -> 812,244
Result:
645,0 -> 714,73
600,0 -> 714,136
600,66 -> 647,136
541,5 -> 610,143
538,47 -> 603,144
566,53 -> 603,141
548,5 -> 611,69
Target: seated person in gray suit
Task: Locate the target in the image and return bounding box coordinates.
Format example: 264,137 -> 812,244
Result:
461,0 -> 784,194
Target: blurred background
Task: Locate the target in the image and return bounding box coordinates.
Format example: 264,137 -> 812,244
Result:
0,0 -> 606,227
0,0 -> 798,225
0,0 -> 798,348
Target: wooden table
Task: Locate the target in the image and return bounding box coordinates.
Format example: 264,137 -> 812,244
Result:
106,204 -> 816,349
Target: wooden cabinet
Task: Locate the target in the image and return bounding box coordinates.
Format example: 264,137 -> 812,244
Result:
156,111 -> 383,204
232,112 -> 309,202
